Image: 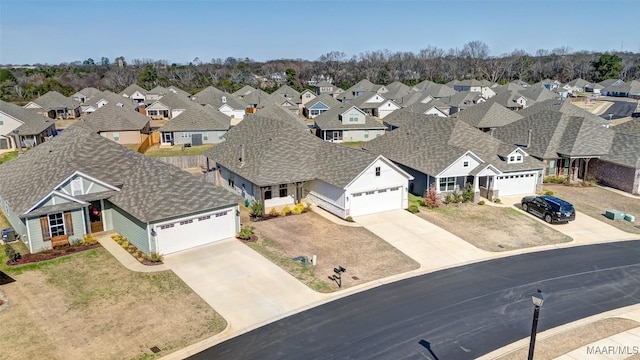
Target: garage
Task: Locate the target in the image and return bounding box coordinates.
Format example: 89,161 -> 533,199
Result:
348,186 -> 403,217
495,172 -> 538,196
155,207 -> 237,254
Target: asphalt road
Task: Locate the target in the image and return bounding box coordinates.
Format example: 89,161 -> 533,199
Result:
601,101 -> 638,120
190,240 -> 640,360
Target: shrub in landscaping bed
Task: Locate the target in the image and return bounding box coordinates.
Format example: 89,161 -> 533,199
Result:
407,204 -> 419,213
110,234 -> 163,265
6,243 -> 101,266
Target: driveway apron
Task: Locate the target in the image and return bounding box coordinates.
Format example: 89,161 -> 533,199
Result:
354,210 -> 490,270
163,238 -> 324,332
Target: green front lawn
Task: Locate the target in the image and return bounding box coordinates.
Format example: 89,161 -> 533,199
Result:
0,151 -> 18,164
144,144 -> 213,157
341,141 -> 364,149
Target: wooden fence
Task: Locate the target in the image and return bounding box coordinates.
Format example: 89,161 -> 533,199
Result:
136,132 -> 161,154
154,155 -> 208,169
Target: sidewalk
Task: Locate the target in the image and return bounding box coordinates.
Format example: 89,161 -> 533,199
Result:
479,304 -> 640,360
96,232 -> 169,272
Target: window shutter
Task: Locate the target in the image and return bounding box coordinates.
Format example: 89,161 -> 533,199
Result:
64,212 -> 74,236
64,212 -> 73,235
40,216 -> 51,241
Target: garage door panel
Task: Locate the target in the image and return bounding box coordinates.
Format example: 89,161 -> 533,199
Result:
156,209 -> 236,254
496,173 -> 537,196
349,187 -> 402,217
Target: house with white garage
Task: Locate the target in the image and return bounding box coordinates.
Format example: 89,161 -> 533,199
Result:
23,91 -> 82,119
0,122 -> 241,255
191,86 -> 248,120
314,105 -> 387,142
303,94 -> 340,119
120,84 -> 148,103
0,99 -> 57,149
362,115 -> 545,201
158,103 -> 230,146
205,116 -> 413,218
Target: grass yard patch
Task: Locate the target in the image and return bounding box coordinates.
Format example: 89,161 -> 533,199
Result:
415,203 -> 572,251
0,247 -> 225,360
248,211 -> 419,292
144,144 -> 213,157
340,141 -> 364,149
0,151 -> 18,164
545,184 -> 640,234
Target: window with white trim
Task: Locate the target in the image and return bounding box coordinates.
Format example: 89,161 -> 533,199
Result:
48,213 -> 65,237
365,130 -> 369,138
375,167 -> 381,176
182,132 -> 191,138
463,161 -> 469,167
198,215 -> 210,221
113,132 -> 120,141
160,223 -> 174,230
179,219 -> 193,225
279,184 -> 288,197
203,132 -> 209,141
439,177 -> 456,191
349,114 -> 359,122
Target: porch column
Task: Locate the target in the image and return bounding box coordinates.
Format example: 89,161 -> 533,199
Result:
473,176 -> 479,192
295,182 -> 303,203
566,158 -> 572,182
260,186 -> 267,208
584,158 -> 591,180
435,177 -> 440,192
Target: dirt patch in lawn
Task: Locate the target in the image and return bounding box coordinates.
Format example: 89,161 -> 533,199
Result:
496,317 -> 639,360
246,211 -> 419,292
545,184 -> 640,234
0,247 -> 225,360
415,203 -> 572,252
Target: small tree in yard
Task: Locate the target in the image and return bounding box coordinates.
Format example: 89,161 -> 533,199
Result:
462,183 -> 475,203
249,201 -> 264,218
424,183 -> 441,208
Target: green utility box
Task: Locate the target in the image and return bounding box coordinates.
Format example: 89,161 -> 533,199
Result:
604,210 -> 625,220
624,214 -> 635,222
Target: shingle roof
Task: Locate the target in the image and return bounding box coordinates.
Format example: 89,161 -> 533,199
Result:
0,122 -> 241,222
313,105 -> 386,130
159,103 -> 230,132
28,91 -> 80,110
601,132 -> 640,169
120,84 -> 147,97
233,85 -> 257,97
0,100 -> 56,135
315,80 -> 334,88
271,85 -> 301,100
518,86 -> 558,102
167,85 -> 192,97
148,86 -> 169,96
362,116 -> 544,176
76,87 -> 102,98
247,103 -> 307,128
304,93 -> 340,109
84,103 -> 150,132
382,107 -> 444,129
518,99 -> 608,125
458,101 -> 524,128
192,86 -> 247,110
612,119 -> 640,136
242,89 -> 271,107
492,110 -> 615,159
205,116 -> 384,188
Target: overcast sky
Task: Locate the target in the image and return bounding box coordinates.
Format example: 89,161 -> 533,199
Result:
1,0 -> 639,65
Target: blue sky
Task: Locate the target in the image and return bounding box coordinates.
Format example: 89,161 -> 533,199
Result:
1,0 -> 639,65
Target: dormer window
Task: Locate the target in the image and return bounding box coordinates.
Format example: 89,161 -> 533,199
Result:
510,156 -> 515,162
463,161 -> 469,167
516,156 -> 522,161
375,167 -> 381,176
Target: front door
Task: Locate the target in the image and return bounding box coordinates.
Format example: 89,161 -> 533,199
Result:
332,131 -> 341,141
88,202 -> 103,233
162,132 -> 173,144
192,133 -> 203,146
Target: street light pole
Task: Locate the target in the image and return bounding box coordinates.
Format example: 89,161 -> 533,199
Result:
527,289 -> 547,360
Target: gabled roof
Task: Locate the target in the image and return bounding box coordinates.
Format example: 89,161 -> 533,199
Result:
315,80 -> 334,88
494,82 -> 527,93
83,103 -> 150,132
248,103 -> 307,128
150,92 -> 192,110
148,86 -> 169,96
518,86 -> 558,102
612,119 -> 640,136
76,87 -> 102,98
232,85 -> 257,97
271,85 -> 301,100
565,78 -> 590,88
598,79 -> 623,87
192,86 -> 247,110
313,105 -> 386,130
458,102 -> 524,129
382,107 -> 444,129
167,85 -> 192,97
120,84 -> 147,97
362,116 -> 544,176
0,122 -> 240,221
486,90 -> 530,109
440,91 -> 483,109
205,116 -> 399,188
601,132 -> 640,169
492,110 -> 615,159
517,98 -> 608,125
27,91 -> 80,110
304,93 -> 340,109
159,103 -> 230,132
242,89 -> 271,107
0,100 -> 56,135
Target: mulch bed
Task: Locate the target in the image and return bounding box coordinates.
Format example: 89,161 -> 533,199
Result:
6,243 -> 102,266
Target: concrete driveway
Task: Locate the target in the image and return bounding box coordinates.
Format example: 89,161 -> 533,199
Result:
354,210 -> 489,271
163,238 -> 325,332
500,195 -> 636,244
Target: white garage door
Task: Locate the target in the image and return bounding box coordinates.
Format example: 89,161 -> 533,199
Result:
155,208 -> 236,254
349,187 -> 403,217
496,173 -> 537,196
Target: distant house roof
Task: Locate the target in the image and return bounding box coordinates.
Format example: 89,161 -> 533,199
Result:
601,132 -> 640,169
205,116 -> 392,188
518,86 -> 558,102
233,85 -> 257,97
248,103 -> 307,128
0,100 -> 56,135
26,91 -> 80,110
611,119 -> 640,136
271,85 -> 301,101
492,110 -> 615,159
120,84 -> 147,97
0,122 -> 240,221
167,85 -> 192,97
192,86 -> 247,110
305,93 -> 341,109
159,102 -> 230,132
362,116 -> 544,176
315,80 -> 334,88
75,87 -> 102,98
84,103 -> 150,132
313,105 -> 386,131
458,102 -> 524,129
517,99 -> 608,125
381,107 -> 444,129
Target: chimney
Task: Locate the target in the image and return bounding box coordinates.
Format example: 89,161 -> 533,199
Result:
527,129 -> 533,148
239,144 -> 245,168
489,127 -> 496,137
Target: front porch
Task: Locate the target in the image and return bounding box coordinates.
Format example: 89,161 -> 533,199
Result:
319,129 -> 343,142
546,157 -> 595,181
258,182 -> 306,212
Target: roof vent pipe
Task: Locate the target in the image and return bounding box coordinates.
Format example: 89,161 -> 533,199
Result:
239,144 -> 245,168
527,128 -> 533,148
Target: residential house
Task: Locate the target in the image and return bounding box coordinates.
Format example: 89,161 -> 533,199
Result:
300,89 -> 317,106
242,88 -> 272,112
492,110 -> 615,181
146,86 -> 170,101
534,79 -> 561,90
248,103 -> 308,129
314,105 -> 387,142
441,91 -> 486,115
158,103 -> 231,146
0,100 -> 56,149
487,90 -> 530,110
565,78 -> 591,93
457,101 -> 524,132
517,98 -> 609,125
303,93 -> 340,119
510,80 -> 530,88
205,116 -> 413,218
120,84 -> 148,103
601,80 -> 640,98
0,122 -> 241,255
362,116 -> 545,200
447,79 -> 496,99
81,90 -> 131,115
518,86 -> 559,103
381,81 -> 412,102
167,85 -> 192,98
382,107 -> 445,131
588,132 -> 640,195
144,93 -> 190,121
315,80 -> 335,95
83,103 -> 150,145
350,92 -> 401,119
232,85 -> 257,99
191,86 -> 248,120
71,87 -> 102,104
23,91 -> 81,119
